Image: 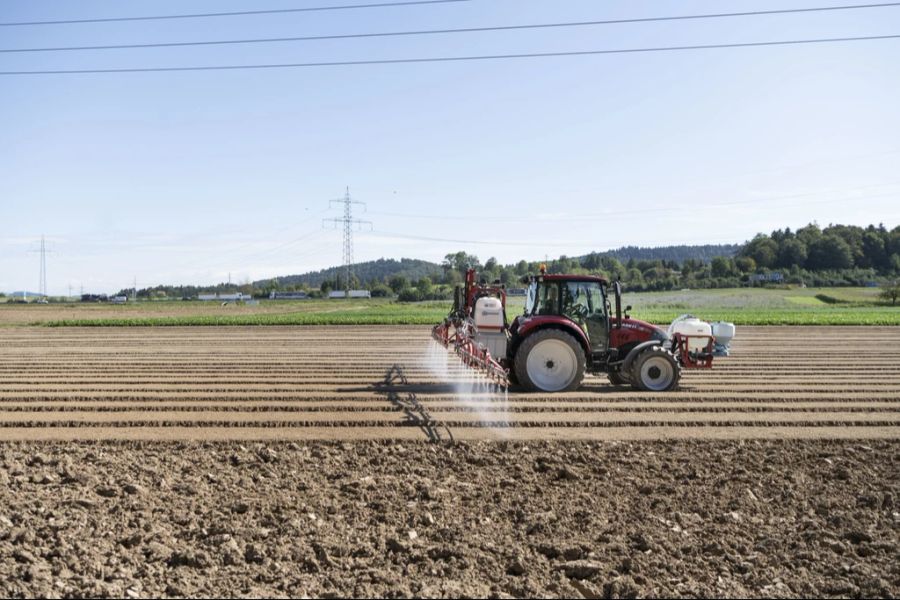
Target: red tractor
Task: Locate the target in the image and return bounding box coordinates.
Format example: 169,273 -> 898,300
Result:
433,268 -> 725,392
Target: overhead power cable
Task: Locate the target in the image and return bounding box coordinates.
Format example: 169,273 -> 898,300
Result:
0,0 -> 471,27
2,34 -> 898,76
4,2 -> 899,53
368,183 -> 900,223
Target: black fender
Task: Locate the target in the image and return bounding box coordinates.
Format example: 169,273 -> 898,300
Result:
622,341 -> 662,374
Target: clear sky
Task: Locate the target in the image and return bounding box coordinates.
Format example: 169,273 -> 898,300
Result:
2,0 -> 899,294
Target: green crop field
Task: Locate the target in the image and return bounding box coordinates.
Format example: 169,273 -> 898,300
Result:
614,286 -> 900,326
1,286 -> 896,327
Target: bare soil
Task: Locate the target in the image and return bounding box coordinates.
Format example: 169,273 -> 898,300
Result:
0,326 -> 898,441
0,440 -> 897,598
1,325 -> 897,597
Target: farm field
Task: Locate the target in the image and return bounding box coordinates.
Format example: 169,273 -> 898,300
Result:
1,286 -> 898,327
0,325 -> 898,441
1,439 -> 896,598
1,324 -> 898,597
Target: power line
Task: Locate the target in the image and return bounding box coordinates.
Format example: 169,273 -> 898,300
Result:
368,183 -> 900,223
5,2 -> 899,54
0,0 -> 472,27
3,34 -> 897,76
366,231 -> 593,248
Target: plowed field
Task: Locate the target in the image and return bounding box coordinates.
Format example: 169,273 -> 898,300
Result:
1,326 -> 898,441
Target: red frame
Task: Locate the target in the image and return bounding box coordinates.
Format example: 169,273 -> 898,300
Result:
432,319 -> 508,387
673,333 -> 715,369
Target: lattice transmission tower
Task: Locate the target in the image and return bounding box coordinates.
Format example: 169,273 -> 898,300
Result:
27,234 -> 50,299
323,187 -> 372,294
39,234 -> 47,298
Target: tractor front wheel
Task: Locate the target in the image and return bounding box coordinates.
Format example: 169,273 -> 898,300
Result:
514,329 -> 585,392
630,346 -> 681,392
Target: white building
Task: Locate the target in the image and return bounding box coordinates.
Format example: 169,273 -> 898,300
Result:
198,292 -> 246,301
269,291 -> 308,300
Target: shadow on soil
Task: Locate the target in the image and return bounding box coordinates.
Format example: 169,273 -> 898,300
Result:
377,364 -> 453,443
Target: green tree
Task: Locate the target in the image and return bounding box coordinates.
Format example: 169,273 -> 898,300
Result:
807,234 -> 854,270
777,238 -> 808,269
388,275 -> 408,293
442,269 -> 462,287
743,234 -> 778,269
416,277 -> 433,295
681,259 -> 701,275
879,280 -> 900,306
860,231 -> 888,270
735,256 -> 756,273
710,256 -> 734,278
825,224 -> 864,265
795,223 -> 822,247
514,260 -> 529,276
625,268 -> 643,286
582,252 -> 601,270
369,284 -> 392,297
442,251 -> 481,276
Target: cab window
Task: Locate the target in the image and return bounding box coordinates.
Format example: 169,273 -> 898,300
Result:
563,280 -> 608,352
526,281 -> 560,315
538,282 -> 560,315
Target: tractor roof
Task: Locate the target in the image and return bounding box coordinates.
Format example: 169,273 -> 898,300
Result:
533,274 -> 609,285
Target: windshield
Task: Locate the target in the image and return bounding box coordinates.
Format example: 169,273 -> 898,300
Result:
525,281 -> 560,315
525,282 -> 537,315
562,281 -> 606,319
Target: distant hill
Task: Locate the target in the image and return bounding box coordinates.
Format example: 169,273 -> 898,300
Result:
258,258 -> 443,288
587,244 -> 741,264
261,245 -> 741,288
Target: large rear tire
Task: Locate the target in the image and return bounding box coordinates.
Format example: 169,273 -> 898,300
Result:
630,346 -> 680,392
514,329 -> 585,392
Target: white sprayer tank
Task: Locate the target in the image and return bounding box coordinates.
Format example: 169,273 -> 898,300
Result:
667,315 -> 713,352
473,297 -> 504,331
473,296 -> 507,359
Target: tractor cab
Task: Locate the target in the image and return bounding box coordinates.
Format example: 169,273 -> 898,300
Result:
521,274 -> 611,355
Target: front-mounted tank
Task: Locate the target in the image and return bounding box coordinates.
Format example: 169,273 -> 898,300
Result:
668,315 -> 713,352
710,321 -> 736,356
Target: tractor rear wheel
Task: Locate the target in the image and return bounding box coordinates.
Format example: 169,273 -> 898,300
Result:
514,329 -> 585,392
630,346 -> 680,392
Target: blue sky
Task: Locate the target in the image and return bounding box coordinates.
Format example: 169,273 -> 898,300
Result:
2,0 -> 899,294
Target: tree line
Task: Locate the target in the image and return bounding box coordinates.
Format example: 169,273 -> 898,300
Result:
114,222 -> 899,300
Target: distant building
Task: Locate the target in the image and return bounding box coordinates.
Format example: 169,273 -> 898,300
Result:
749,272 -> 784,283
198,292 -> 245,301
328,290 -> 371,299
110,296 -> 128,304
269,291 -> 308,300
